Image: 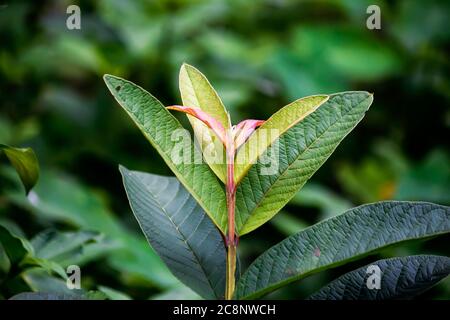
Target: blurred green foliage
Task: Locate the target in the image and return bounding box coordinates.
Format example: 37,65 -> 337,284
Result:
0,0 -> 449,299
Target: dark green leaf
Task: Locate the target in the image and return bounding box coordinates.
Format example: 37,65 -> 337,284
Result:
235,201 -> 450,299
309,255 -> 450,300
120,165 -> 226,300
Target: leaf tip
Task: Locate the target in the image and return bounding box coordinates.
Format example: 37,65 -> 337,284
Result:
103,74 -> 113,83
118,164 -> 129,175
103,74 -> 124,94
181,62 -> 194,70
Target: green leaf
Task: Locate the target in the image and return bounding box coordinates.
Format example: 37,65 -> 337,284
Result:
120,166 -> 226,300
0,224 -> 32,266
235,201 -> 450,299
234,94 -> 329,183
235,92 -> 373,235
179,63 -> 231,183
309,255 -> 450,300
0,144 -> 39,194
104,75 -> 227,233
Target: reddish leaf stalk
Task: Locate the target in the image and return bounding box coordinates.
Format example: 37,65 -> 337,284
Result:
167,106 -> 264,300
225,130 -> 237,300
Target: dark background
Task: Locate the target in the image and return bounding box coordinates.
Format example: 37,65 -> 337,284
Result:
0,0 -> 449,299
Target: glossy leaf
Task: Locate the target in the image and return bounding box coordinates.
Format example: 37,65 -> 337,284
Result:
235,201 -> 450,299
0,144 -> 39,194
104,75 -> 228,233
235,92 -> 373,235
120,166 -> 226,300
179,63 -> 231,183
309,255 -> 450,300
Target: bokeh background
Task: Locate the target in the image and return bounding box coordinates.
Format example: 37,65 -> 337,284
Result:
1,0 -> 449,299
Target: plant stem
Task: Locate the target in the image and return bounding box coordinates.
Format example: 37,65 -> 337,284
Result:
225,136 -> 237,300
225,242 -> 236,300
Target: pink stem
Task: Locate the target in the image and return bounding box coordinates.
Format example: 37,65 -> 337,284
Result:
226,147 -> 236,245
225,129 -> 237,300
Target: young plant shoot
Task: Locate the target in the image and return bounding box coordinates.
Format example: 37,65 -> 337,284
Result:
167,105 -> 264,299
104,64 -> 450,300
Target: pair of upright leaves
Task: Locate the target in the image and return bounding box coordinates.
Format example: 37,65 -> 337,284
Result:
104,64 -> 372,235
105,65 -> 450,300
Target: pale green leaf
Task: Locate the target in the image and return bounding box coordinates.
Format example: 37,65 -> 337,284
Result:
235,92 -> 373,235
234,95 -> 329,182
179,63 -> 231,183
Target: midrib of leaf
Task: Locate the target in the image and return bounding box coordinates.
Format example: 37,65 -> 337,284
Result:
237,93 -> 373,234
